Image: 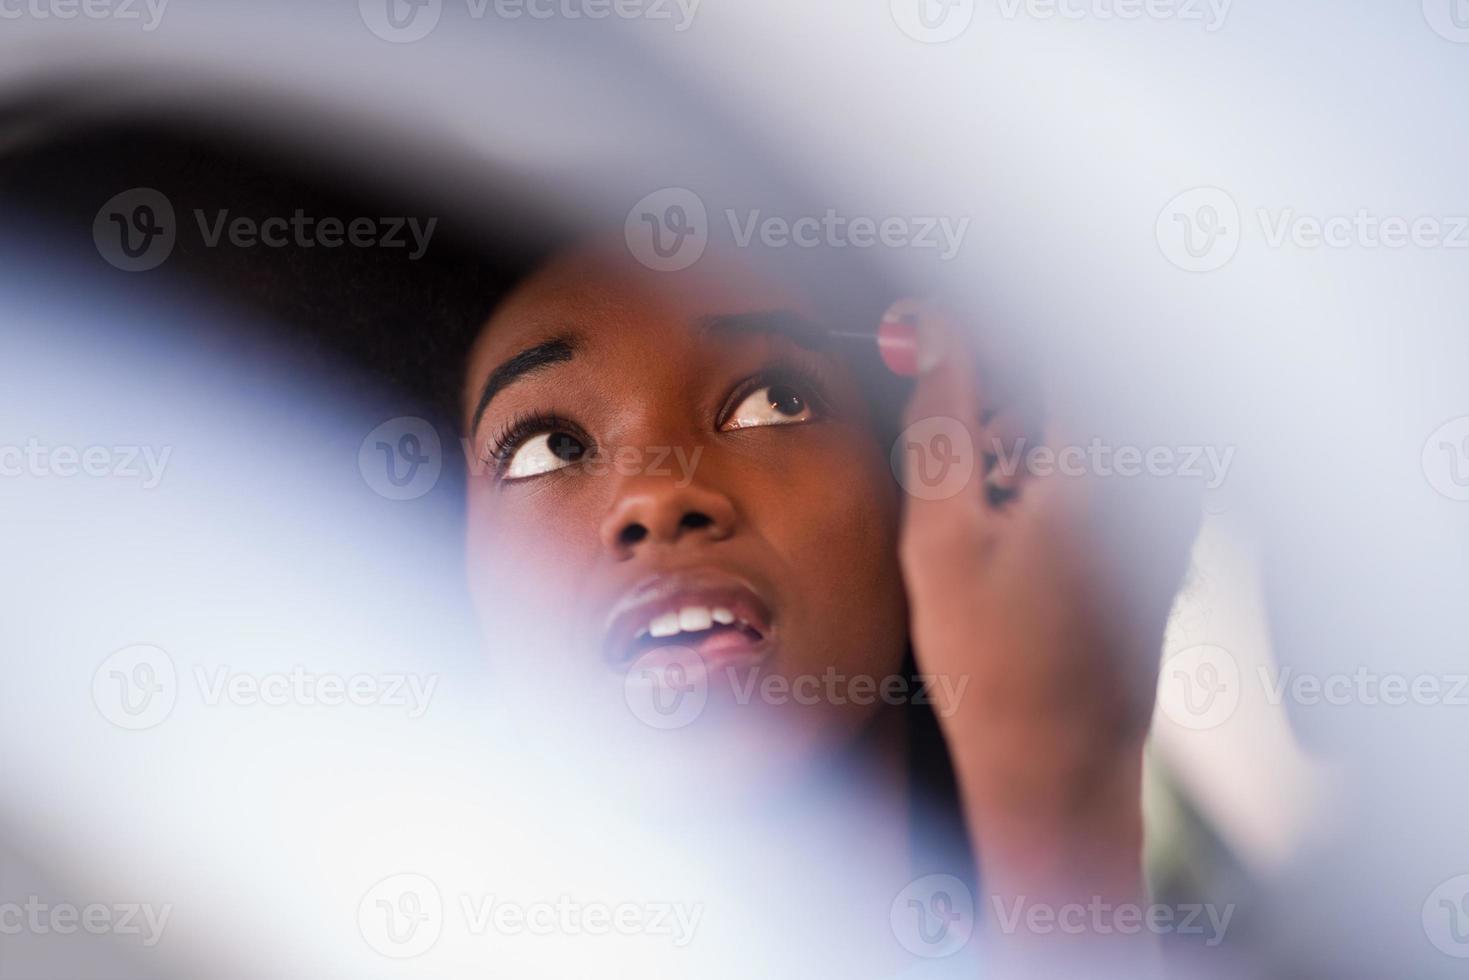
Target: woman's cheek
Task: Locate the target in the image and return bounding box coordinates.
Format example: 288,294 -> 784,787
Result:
760,428 -> 905,630
774,426 -> 900,550
465,490 -> 601,617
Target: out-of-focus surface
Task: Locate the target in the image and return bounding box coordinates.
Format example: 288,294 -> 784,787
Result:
1,2 -> 1466,977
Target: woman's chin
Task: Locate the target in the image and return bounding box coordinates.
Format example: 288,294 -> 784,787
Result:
498,682 -> 865,810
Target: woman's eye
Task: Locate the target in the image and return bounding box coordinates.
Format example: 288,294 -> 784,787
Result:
502,431 -> 587,480
721,383 -> 815,431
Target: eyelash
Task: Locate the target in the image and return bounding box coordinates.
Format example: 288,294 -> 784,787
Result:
718,362 -> 833,428
482,359 -> 834,479
485,411 -> 586,471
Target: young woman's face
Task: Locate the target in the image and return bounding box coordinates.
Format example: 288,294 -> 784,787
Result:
461,242 -> 909,779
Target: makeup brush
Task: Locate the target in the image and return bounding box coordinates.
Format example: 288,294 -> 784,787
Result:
824,312 -> 920,377
704,309 -> 923,377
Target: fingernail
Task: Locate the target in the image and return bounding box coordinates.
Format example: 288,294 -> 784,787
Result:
876,313 -> 918,376
880,300 -> 948,376
914,316 -> 946,374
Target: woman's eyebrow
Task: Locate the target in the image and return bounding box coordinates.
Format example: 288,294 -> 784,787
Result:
469,336 -> 576,434
698,311 -> 832,350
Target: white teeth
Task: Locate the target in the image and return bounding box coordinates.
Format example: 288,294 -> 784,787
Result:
639,605 -> 737,643
678,606 -> 713,632
648,611 -> 680,638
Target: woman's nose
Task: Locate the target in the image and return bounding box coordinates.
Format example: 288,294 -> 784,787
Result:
599,477 -> 738,559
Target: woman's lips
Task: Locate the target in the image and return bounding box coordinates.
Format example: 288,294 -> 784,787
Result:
601,572 -> 775,671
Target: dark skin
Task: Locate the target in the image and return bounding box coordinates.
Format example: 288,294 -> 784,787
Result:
462,243 -> 911,778
462,244 -> 1195,966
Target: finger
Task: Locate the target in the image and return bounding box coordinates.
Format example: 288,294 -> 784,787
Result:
1010,374 -> 1102,526
979,402 -> 1044,506
893,297 -> 981,423
893,298 -> 991,555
